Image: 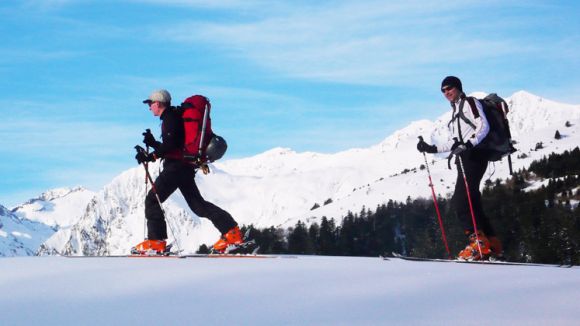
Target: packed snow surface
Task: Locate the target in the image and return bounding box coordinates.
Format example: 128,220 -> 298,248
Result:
0,256 -> 578,325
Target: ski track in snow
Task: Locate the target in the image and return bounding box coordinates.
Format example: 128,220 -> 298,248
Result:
0,256 -> 578,325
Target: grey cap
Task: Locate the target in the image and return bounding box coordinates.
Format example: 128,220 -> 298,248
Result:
143,89 -> 171,104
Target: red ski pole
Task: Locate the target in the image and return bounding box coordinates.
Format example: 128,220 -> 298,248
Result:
418,136 -> 451,259
456,154 -> 483,258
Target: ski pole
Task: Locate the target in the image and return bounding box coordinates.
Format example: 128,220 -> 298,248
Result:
456,152 -> 484,258
143,163 -> 182,254
196,99 -> 211,175
418,136 -> 451,259
144,140 -> 150,240
198,100 -> 210,158
136,146 -> 182,254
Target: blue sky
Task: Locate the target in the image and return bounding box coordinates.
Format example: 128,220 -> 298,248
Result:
1,0 -> 579,207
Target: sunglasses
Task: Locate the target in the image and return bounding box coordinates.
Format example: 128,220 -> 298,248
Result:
441,86 -> 454,93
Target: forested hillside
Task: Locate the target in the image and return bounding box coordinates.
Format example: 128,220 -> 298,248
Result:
211,148 -> 580,265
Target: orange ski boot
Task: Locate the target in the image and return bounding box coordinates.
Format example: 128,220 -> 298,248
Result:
212,226 -> 243,253
131,239 -> 167,256
457,231 -> 491,261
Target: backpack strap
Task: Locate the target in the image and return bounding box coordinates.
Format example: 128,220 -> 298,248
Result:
465,97 -> 480,118
448,98 -> 477,144
456,99 -> 477,129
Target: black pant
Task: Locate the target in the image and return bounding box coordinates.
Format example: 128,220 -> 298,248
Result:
452,153 -> 495,237
145,160 -> 237,240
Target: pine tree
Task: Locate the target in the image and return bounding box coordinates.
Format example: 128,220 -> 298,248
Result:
287,221 -> 313,254
318,217 -> 338,255
252,226 -> 287,254
338,211 -> 356,256
308,223 -> 320,253
197,244 -> 210,254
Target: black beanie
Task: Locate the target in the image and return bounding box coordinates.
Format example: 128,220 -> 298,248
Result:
441,76 -> 462,92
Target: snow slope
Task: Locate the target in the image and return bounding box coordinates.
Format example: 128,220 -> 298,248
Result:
3,91 -> 580,256
0,256 -> 578,325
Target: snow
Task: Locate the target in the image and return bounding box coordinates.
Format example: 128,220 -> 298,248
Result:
0,204 -> 54,256
12,187 -> 95,228
0,256 -> 578,325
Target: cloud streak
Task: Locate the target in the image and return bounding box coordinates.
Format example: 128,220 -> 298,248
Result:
155,1 -> 547,87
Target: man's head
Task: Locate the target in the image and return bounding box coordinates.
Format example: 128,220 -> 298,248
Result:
441,76 -> 462,102
143,89 -> 171,116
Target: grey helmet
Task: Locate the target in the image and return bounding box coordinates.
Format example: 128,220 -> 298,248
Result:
205,134 -> 227,162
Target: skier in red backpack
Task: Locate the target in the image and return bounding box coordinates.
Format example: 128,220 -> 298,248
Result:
416,77 -> 503,260
131,89 -> 243,255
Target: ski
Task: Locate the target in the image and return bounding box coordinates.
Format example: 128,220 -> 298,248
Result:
181,253 -> 292,259
389,252 -> 574,268
127,254 -> 185,259
211,238 -> 260,255
62,254 -> 291,259
63,254 -> 185,259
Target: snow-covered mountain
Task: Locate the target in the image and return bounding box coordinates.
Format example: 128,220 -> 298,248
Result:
3,91 -> 579,256
0,204 -> 54,256
12,187 -> 95,228
0,187 -> 94,256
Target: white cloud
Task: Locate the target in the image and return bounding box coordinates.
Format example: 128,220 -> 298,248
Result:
127,0 -> 276,11
155,1 -> 534,86
0,49 -> 85,65
22,0 -> 75,10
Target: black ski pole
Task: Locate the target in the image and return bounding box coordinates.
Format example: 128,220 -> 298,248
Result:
135,146 -> 182,254
144,134 -> 150,240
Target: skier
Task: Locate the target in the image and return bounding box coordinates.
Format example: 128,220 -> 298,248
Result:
416,76 -> 502,260
131,89 -> 243,255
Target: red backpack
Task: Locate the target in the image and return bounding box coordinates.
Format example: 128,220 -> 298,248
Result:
180,95 -> 213,161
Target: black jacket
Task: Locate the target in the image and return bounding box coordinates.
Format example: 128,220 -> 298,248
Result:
155,107 -> 184,159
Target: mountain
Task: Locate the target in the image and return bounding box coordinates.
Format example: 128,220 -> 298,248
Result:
37,168 -> 206,255
216,90 -> 580,224
0,204 -> 54,256
6,91 -> 580,256
0,187 -> 95,256
12,187 -> 95,228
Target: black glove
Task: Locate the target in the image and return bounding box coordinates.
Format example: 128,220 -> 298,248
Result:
134,145 -> 156,164
451,141 -> 473,156
142,129 -> 160,150
417,139 -> 437,153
